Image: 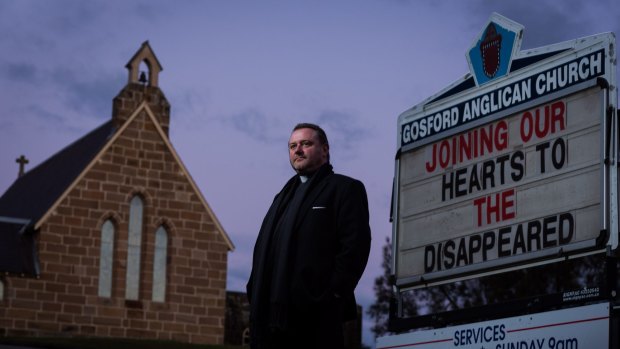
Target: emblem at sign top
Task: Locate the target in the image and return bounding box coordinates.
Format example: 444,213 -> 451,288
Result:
480,23 -> 502,78
467,13 -> 523,86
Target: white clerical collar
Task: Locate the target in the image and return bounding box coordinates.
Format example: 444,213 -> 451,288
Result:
299,175 -> 309,183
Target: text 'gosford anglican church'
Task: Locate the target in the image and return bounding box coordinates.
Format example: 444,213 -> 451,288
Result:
401,49 -> 604,148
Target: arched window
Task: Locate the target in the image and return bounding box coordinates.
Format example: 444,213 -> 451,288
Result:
125,196 -> 144,300
152,226 -> 168,302
98,219 -> 115,298
0,279 -> 4,301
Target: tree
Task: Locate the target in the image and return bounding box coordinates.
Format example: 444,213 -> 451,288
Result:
367,236 -> 418,338
368,236 -> 606,337
366,236 -> 392,337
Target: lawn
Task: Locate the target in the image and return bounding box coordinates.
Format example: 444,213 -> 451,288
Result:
0,337 -> 243,349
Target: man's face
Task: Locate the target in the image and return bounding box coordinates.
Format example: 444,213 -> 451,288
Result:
288,128 -> 329,175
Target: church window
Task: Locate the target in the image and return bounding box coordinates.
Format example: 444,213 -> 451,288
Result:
98,219 -> 115,298
126,196 -> 144,300
152,226 -> 168,302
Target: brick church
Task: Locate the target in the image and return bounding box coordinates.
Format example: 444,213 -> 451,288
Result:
0,42 -> 234,344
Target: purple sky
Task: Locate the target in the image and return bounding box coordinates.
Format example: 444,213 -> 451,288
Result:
1,1 -> 618,346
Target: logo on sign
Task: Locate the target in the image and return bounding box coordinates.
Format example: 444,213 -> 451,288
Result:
467,13 -> 523,86
481,23 -> 502,78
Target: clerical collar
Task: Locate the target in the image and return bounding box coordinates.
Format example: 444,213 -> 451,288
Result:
298,163 -> 331,183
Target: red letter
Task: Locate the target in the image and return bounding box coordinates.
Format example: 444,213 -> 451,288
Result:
486,193 -> 500,225
426,143 -> 437,173
520,111 -> 532,143
439,140 -> 450,169
495,120 -> 508,151
459,132 -> 472,163
501,189 -> 516,221
534,106 -> 550,139
551,101 -> 565,133
480,125 -> 493,156
474,197 -> 486,227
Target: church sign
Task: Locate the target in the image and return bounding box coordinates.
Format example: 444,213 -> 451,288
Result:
393,13 -> 618,287
377,302 -> 609,349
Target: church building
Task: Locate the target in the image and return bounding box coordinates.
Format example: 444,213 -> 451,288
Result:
0,42 -> 234,344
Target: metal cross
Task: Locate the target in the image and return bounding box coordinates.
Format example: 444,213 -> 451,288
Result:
15,154 -> 29,177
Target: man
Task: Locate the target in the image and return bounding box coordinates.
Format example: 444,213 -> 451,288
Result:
247,123 -> 371,349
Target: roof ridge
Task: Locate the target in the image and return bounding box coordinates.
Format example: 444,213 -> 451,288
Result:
0,120 -> 115,222
20,120 -> 114,179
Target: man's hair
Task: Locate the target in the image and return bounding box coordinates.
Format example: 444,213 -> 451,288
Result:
293,123 -> 329,147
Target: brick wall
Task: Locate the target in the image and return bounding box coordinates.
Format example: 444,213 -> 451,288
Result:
0,108 -> 229,344
113,83 -> 171,135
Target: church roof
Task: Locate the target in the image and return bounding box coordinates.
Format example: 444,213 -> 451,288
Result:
0,120 -> 114,276
0,121 -> 115,222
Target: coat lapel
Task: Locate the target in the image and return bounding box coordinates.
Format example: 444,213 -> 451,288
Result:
292,164 -> 333,231
263,176 -> 298,234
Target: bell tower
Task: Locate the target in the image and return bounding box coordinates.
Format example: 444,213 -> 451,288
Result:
112,41 -> 171,135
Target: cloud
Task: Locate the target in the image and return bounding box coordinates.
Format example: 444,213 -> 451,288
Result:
50,68 -> 125,119
43,2 -> 105,35
28,105 -> 66,125
3,62 -> 38,83
316,110 -> 373,161
227,108 -> 284,143
25,104 -> 98,135
463,1 -> 620,49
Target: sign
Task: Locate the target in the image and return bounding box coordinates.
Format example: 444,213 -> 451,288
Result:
377,302 -> 609,349
393,14 -> 617,287
398,88 -> 602,283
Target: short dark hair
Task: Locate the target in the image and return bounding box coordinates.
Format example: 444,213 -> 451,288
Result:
293,123 -> 329,147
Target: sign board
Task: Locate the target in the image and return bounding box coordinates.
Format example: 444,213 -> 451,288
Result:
393,13 -> 617,287
377,302 -> 609,349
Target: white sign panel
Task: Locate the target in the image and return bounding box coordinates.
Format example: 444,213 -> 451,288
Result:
377,302 -> 609,349
396,88 -> 603,285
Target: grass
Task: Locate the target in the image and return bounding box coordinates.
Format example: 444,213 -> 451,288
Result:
0,337 -> 243,349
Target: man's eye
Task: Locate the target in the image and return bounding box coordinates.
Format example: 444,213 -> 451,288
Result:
289,143 -> 297,150
301,141 -> 313,147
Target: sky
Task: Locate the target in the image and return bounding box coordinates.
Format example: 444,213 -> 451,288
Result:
0,0 -> 619,347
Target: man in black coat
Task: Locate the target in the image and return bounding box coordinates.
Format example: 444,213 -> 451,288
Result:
247,123 -> 371,349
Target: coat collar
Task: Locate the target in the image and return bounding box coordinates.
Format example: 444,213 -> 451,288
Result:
268,163 -> 334,233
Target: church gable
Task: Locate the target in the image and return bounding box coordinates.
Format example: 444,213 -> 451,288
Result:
0,42 -> 231,345
0,121 -> 114,277
31,102 -> 230,342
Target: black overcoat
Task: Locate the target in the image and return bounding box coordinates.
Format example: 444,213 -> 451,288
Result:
247,164 -> 371,342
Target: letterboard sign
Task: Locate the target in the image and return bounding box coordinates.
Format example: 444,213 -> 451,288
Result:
393,13 -> 617,287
